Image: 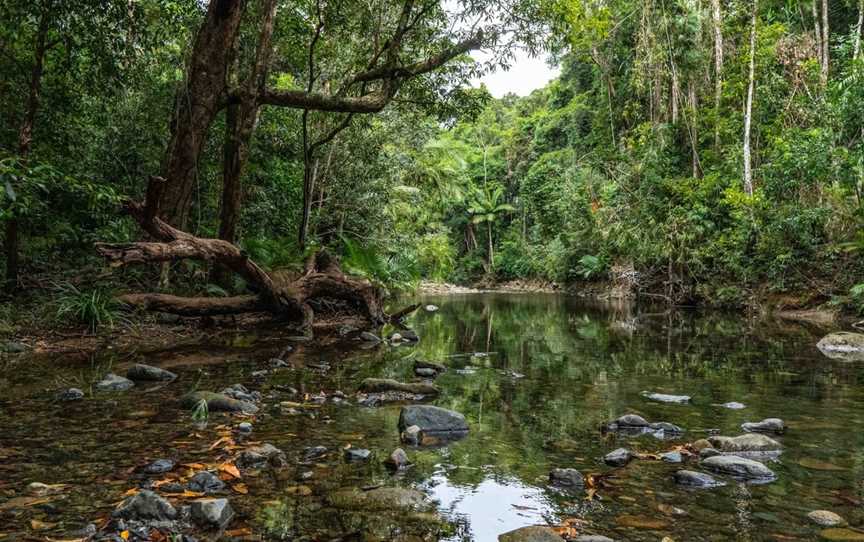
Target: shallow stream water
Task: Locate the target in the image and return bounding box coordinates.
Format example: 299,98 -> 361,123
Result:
2,293 -> 864,541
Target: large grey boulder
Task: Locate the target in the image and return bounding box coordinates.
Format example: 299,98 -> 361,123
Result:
113,490 -> 176,521
398,405 -> 468,435
701,455 -> 776,481
499,526 -> 565,542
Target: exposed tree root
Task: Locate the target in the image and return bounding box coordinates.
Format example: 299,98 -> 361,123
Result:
96,199 -> 389,329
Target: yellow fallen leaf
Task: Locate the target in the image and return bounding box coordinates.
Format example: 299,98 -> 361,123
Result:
225,528 -> 253,537
232,483 -> 249,494
120,531 -> 129,540
30,519 -> 54,530
219,462 -> 241,479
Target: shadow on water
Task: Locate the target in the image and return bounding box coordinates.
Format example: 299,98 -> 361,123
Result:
2,292 -> 864,541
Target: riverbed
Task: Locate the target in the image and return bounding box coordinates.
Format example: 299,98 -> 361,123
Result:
1,293 -> 863,541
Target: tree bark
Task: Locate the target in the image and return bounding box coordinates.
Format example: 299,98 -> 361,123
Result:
212,0 -> 278,285
711,0 -> 723,148
6,4 -> 51,291
157,0 -> 247,229
820,0 -> 829,88
743,0 -> 757,197
853,0 -> 863,61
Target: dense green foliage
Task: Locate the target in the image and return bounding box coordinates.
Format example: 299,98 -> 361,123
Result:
395,0 -> 864,306
1,0 -> 863,323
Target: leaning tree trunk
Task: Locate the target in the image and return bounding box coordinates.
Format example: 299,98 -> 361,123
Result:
158,0 -> 246,229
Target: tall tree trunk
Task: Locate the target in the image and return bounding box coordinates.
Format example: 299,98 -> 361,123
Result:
156,0 -> 247,229
298,140 -> 314,248
689,81 -> 700,178
711,0 -> 723,148
853,0 -> 863,61
6,6 -> 51,291
212,0 -> 277,285
812,0 -> 824,85
743,0 -> 757,197
820,0 -> 829,88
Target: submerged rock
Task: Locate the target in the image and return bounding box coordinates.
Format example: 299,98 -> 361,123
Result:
425,304 -> 439,312
641,391 -> 691,404
817,332 -> 864,361
608,414 -> 649,428
741,418 -> 785,434
344,448 -> 372,462
414,360 -> 446,373
498,526 -> 565,542
649,421 -> 684,434
808,510 -> 847,527
708,434 -> 782,453
360,331 -> 382,343
549,468 -> 584,488
398,405 -> 468,435
113,490 -> 177,521
328,487 -> 431,511
401,425 -> 422,445
238,443 -> 287,469
237,422 -> 253,433
660,451 -> 683,463
180,391 -> 259,414
701,455 -> 776,481
604,448 -> 633,467
673,470 -> 725,488
56,388 -> 84,401
221,383 -> 261,403
360,378 -> 439,395
141,459 -> 175,475
400,329 -> 420,342
126,363 -> 177,382
191,498 -> 234,529
96,373 -> 135,392
385,448 -> 410,470
716,402 -> 746,410
187,471 -> 225,494
1,342 -> 27,353
415,367 -> 437,378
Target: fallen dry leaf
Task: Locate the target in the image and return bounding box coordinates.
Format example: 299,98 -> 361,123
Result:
232,483 -> 249,494
219,462 -> 241,479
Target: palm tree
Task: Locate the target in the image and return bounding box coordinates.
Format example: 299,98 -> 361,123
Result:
468,184 -> 514,272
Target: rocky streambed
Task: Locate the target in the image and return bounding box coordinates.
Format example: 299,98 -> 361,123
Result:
2,294 -> 864,541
